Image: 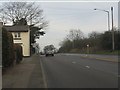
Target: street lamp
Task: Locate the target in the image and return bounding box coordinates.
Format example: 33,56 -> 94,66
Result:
94,8 -> 110,31
94,7 -> 115,51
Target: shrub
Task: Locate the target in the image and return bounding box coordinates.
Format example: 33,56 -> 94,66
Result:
14,44 -> 23,64
2,27 -> 15,68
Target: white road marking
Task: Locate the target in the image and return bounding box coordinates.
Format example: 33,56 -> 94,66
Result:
72,62 -> 76,64
85,66 -> 90,68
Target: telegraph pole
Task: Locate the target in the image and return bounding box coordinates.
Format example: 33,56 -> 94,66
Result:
111,7 -> 115,51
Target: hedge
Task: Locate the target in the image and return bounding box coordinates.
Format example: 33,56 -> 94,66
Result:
2,27 -> 15,68
14,44 -> 23,63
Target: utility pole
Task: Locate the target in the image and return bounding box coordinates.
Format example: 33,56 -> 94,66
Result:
111,7 -> 115,51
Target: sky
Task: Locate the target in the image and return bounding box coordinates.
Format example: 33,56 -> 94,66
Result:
35,1 -> 118,51
0,1 -> 119,51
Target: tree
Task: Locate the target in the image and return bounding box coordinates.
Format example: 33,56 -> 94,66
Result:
44,45 -> 55,51
100,29 -> 120,51
0,2 -> 47,44
59,29 -> 84,53
2,27 -> 15,68
67,29 -> 84,41
13,18 -> 27,26
0,2 -> 46,26
59,39 -> 72,53
66,29 -> 84,49
0,2 -> 48,55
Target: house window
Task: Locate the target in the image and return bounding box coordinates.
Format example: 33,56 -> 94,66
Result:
14,32 -> 21,40
14,33 -> 17,38
14,33 -> 21,38
18,32 -> 20,37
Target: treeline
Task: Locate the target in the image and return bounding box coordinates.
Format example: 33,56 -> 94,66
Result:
2,27 -> 23,72
59,28 -> 120,54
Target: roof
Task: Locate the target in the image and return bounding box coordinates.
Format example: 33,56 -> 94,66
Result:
3,25 -> 29,32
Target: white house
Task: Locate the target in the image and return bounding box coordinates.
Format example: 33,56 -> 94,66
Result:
4,25 -> 30,57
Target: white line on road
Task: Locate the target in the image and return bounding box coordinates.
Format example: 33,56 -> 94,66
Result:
85,66 -> 90,69
72,62 -> 76,64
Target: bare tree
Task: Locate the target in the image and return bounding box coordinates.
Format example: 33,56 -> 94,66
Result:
0,2 -> 47,27
67,29 -> 84,41
88,31 -> 100,39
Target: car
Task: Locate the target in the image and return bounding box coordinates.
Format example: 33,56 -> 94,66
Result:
40,51 -> 45,55
45,50 -> 54,57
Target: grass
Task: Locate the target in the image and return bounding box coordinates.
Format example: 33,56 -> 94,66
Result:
91,50 -> 120,55
68,49 -> 120,55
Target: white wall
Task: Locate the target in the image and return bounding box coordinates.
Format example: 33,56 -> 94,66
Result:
12,31 -> 30,56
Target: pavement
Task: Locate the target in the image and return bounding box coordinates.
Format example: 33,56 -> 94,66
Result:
2,54 -> 46,88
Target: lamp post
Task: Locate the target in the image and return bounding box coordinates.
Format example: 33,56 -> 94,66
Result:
94,7 -> 115,51
94,8 -> 110,31
111,7 -> 115,51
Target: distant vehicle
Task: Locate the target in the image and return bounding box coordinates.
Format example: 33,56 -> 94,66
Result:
45,49 -> 54,57
44,45 -> 55,57
40,51 -> 45,55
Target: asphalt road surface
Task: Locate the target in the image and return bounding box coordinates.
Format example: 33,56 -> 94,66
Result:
40,54 -> 118,88
0,68 -> 1,89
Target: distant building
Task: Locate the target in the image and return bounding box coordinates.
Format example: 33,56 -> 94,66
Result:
3,25 -> 30,57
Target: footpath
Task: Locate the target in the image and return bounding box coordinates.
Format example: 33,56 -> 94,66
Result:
2,54 -> 46,88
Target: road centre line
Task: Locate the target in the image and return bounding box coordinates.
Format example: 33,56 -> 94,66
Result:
72,61 -> 76,64
85,66 -> 90,69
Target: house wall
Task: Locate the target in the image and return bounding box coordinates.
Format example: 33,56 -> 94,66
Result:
12,31 -> 30,56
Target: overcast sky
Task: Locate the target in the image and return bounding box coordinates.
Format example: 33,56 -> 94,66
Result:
0,1 -> 119,50
34,1 -> 118,50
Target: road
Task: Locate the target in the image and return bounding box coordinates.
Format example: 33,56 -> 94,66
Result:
0,68 -> 1,89
40,53 -> 118,88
